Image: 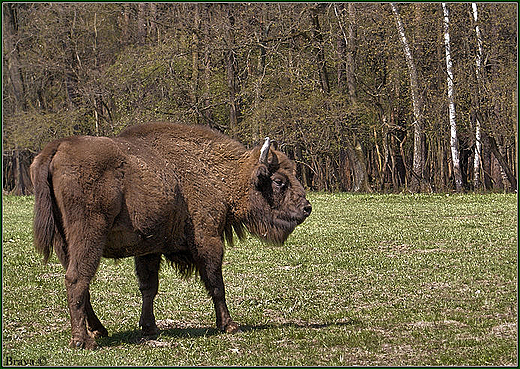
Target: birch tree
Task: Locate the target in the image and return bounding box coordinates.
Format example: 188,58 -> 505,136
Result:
471,3 -> 483,189
390,3 -> 425,192
442,3 -> 463,192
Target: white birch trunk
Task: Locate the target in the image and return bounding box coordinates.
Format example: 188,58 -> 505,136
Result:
442,3 -> 463,192
471,3 -> 483,189
391,3 -> 424,191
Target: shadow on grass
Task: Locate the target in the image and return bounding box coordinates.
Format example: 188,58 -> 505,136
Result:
97,318 -> 359,348
97,326 -> 220,347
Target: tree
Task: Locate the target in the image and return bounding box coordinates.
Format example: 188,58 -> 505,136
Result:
3,3 -> 25,113
190,3 -> 201,123
390,3 -> 426,192
334,3 -> 357,102
471,3 -> 483,190
442,3 -> 463,192
309,4 -> 330,94
223,4 -> 240,135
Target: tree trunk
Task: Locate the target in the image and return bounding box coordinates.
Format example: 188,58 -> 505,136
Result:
190,3 -> 201,123
253,5 -> 270,142
202,48 -> 214,126
345,136 -> 372,192
471,3 -> 484,190
3,4 -> 25,112
334,2 -> 356,101
309,6 -> 330,94
201,5 -> 214,126
120,4 -> 131,44
373,126 -> 385,190
10,149 -> 34,195
335,4 -> 347,93
346,3 -> 357,104
224,4 -> 240,134
148,3 -> 158,43
391,3 -> 425,192
334,4 -> 359,191
442,3 -> 463,192
485,132 -> 517,191
295,143 -> 309,189
481,134 -> 493,189
137,3 -> 147,45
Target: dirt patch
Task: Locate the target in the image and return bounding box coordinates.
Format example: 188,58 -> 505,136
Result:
156,319 -> 177,330
140,338 -> 173,348
491,322 -> 517,339
409,320 -> 468,329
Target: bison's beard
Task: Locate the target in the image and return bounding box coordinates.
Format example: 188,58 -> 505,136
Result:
245,209 -> 303,245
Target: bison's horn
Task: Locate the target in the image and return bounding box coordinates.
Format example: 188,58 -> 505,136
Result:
259,137 -> 271,164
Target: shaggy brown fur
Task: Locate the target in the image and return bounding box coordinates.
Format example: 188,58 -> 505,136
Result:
30,122 -> 311,349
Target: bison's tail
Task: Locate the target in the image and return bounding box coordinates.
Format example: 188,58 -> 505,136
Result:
30,141 -> 67,266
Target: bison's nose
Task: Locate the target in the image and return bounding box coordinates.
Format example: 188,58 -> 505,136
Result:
302,202 -> 312,217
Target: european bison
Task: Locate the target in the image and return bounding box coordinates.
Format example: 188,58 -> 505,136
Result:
30,122 -> 311,349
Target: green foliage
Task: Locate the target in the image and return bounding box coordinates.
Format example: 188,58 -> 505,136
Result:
103,43 -> 194,131
2,193 -> 517,365
3,108 -> 95,151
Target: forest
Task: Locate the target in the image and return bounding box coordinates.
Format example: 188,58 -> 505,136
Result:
2,2 -> 517,194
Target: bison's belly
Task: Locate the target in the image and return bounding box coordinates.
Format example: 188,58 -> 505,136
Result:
103,226 -> 144,258
103,225 -> 188,259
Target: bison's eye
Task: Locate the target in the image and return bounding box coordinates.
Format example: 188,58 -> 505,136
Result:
273,178 -> 285,189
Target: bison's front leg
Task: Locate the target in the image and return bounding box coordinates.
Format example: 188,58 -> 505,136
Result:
135,253 -> 161,337
196,237 -> 240,333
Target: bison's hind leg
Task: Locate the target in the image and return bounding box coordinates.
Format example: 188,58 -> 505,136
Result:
85,291 -> 108,338
64,216 -> 112,350
135,253 -> 161,337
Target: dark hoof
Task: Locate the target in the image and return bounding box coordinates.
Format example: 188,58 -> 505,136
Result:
223,322 -> 242,334
141,325 -> 159,338
70,337 -> 98,350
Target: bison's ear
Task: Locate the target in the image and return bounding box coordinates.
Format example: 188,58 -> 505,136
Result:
253,164 -> 270,189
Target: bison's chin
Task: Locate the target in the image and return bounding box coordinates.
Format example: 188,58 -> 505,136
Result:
245,213 -> 304,245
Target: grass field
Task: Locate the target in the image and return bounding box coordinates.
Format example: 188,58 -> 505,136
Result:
2,193 -> 517,366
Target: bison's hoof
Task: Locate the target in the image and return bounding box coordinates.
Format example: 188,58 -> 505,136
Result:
142,325 -> 159,338
70,337 -> 98,350
224,322 -> 242,334
88,327 -> 108,338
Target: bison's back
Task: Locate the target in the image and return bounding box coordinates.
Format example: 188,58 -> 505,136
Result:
117,122 -> 244,150
116,123 -> 248,178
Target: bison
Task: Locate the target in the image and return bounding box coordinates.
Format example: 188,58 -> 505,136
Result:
30,122 -> 311,349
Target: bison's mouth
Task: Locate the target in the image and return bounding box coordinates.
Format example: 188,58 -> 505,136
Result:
284,201 -> 312,225
280,211 -> 309,227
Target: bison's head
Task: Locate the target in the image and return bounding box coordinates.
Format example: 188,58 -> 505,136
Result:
246,137 -> 312,244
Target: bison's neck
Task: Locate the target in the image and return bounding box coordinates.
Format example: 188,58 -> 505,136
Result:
225,150 -> 258,223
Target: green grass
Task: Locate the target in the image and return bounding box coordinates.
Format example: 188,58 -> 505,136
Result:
2,193 -> 518,366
